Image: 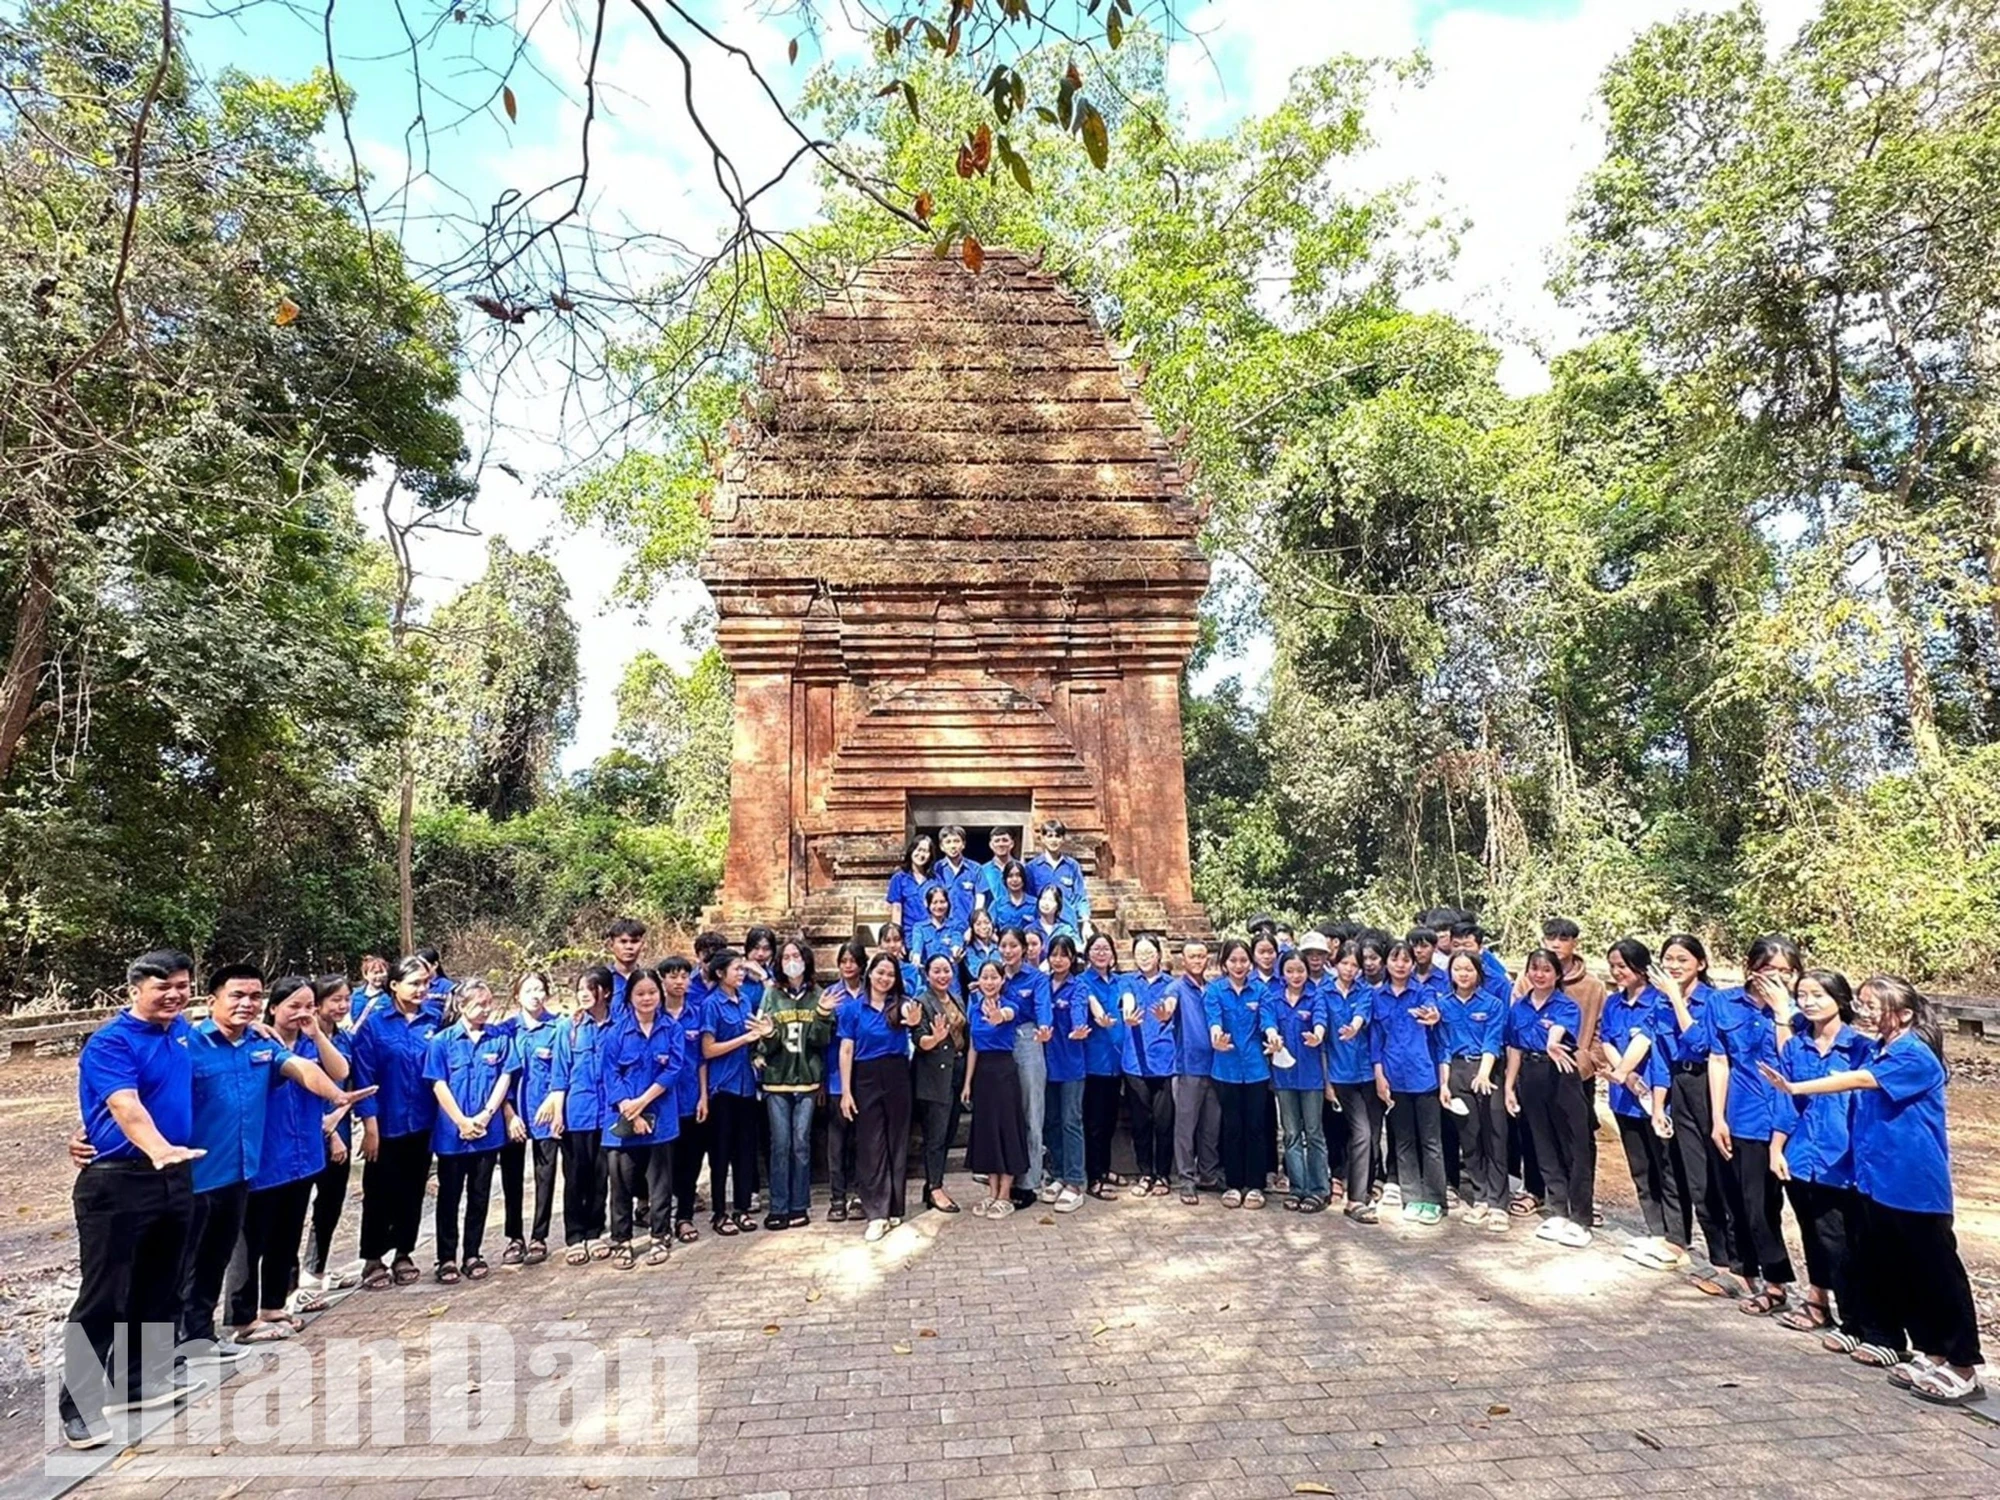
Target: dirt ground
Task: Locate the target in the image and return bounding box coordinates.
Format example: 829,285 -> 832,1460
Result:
1,1043 -> 1997,1476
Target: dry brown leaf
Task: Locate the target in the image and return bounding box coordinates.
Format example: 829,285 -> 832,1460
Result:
762,1323 -> 781,1336
914,191 -> 934,223
274,297 -> 300,326
502,85 -> 518,122
1487,1404 -> 1510,1416
426,1303 -> 449,1317
1294,1486 -> 1339,1496
961,234 -> 985,274
788,37 -> 799,65
918,1328 -> 937,1338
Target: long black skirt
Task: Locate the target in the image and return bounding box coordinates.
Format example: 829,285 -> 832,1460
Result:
967,1047 -> 1029,1178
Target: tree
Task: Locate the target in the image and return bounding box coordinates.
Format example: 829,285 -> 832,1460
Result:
415,539 -> 581,822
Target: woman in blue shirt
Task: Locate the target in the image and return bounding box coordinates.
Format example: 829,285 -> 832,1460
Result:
1120,936 -> 1177,1198
820,943 -> 868,1223
353,956 -> 443,1289
498,971 -> 560,1268
1205,938 -> 1272,1209
1322,940 -> 1381,1221
988,861 -> 1037,933
885,834 -> 941,939
301,975 -> 360,1295
1438,949 -> 1508,1230
1767,969 -> 1871,1340
1079,933 -> 1127,1201
599,968 -> 687,1268
1761,976 -> 1983,1404
658,958 -> 709,1239
229,977 -> 350,1341
962,908 -> 1000,987
547,967 -> 615,1263
1371,941 -> 1447,1225
1503,950 -> 1591,1249
1597,939 -> 1680,1269
963,957 -> 1029,1215
839,953 -> 922,1241
423,979 -> 516,1283
1031,885 -> 1075,955
1041,936 -> 1089,1213
1265,950 -> 1329,1212
701,949 -> 773,1237
912,884 -> 965,970
1708,933 -> 1801,1316
1655,933 -> 1740,1293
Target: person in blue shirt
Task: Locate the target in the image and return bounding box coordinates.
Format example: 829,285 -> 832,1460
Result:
997,927 -> 1054,1207
301,975 -> 361,1297
1597,939 -> 1680,1269
1438,948 -> 1508,1230
352,956 -> 446,1290
423,978 -> 515,1282
839,953 -> 923,1241
1119,936 -> 1178,1198
1205,938 -> 1272,1209
885,833 -> 942,940
227,976 -> 355,1345
1706,934 -> 1801,1315
819,943 -> 868,1223
963,957 -> 1030,1216
701,948 -> 773,1235
59,950 -> 210,1449
961,908 -> 1001,989
658,957 -> 710,1241
1371,941 -> 1448,1225
417,944 -> 456,1017
1167,939 -> 1218,1204
1041,936 -> 1090,1214
1408,927 -> 1449,997
1503,949 -> 1591,1249
911,884 -> 966,970
546,967 -> 615,1263
1766,968 -> 1871,1340
876,922 -> 928,1004
181,963 -> 368,1357
1025,819 -> 1090,936
1449,921 -> 1512,998
605,918 -> 648,1012
1761,975 -> 1984,1405
1030,884 -> 1076,956
977,827 -> 1020,908
1264,949 -> 1329,1212
932,825 -> 984,933
598,967 -> 689,1268
1652,933 -> 1740,1290
987,859 -> 1038,933
1078,933 -> 1128,1201
1246,931 -> 1286,1192
1321,940 -> 1381,1221
346,953 -> 389,1029
498,971 -> 561,1267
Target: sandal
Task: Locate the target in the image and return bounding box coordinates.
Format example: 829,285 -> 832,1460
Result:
434,1262 -> 461,1285
1849,1343 -> 1908,1369
463,1257 -> 490,1281
391,1257 -> 421,1285
360,1262 -> 393,1291
1889,1354 -> 1936,1388
1300,1196 -> 1327,1215
1149,1180 -> 1171,1197
713,1217 -> 740,1237
1244,1190 -> 1265,1210
1909,1364 -> 1984,1406
288,1288 -> 332,1315
1739,1288 -> 1787,1317
1507,1193 -> 1540,1218
525,1240 -> 549,1265
1821,1330 -> 1861,1355
609,1243 -> 636,1271
1776,1303 -> 1830,1333
564,1244 -> 590,1266
645,1238 -> 672,1266
589,1239 -> 612,1261
788,1212 -> 810,1228
1345,1202 -> 1379,1225
234,1320 -> 294,1344
1179,1190 -> 1199,1206
675,1222 -> 700,1243
1128,1177 -> 1153,1199
1221,1190 -> 1243,1209
1282,1196 -> 1302,1212
1087,1182 -> 1118,1202
1690,1271 -> 1744,1299
733,1213 -> 760,1234
501,1239 -> 526,1266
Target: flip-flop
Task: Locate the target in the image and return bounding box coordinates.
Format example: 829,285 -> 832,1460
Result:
1179,1190 -> 1199,1206
1148,1181 -> 1171,1197
1775,1304 -> 1830,1333
564,1245 -> 590,1266
234,1321 -> 293,1344
1689,1272 -> 1742,1299
434,1263 -> 461,1285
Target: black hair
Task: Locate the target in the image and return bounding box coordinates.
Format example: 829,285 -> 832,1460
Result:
999,859 -> 1028,890
1661,933 -> 1711,985
1335,939 -> 1363,966
1408,926 -> 1438,948
693,930 -> 727,960
1040,818 -> 1067,838
1325,921 -> 1361,946
1358,932 -> 1389,962
1608,937 -> 1653,979
1802,968 -> 1855,1023
923,952 -> 957,984
1746,932 -> 1804,976
391,955 -> 432,988
1863,974 -> 1944,1061
1250,932 -> 1280,965
577,965 -> 615,1002
925,885 -> 952,916
776,937 -> 816,991
743,925 -> 779,960
263,974 -> 315,1022
605,917 -> 648,941
1385,940 -> 1415,967
864,952 -> 907,999
657,955 -> 693,977
988,825 -> 1017,845
1045,934 -> 1080,968
1132,933 -> 1164,964
1084,931 -> 1117,967
1447,949 -> 1483,989
207,961 -> 263,994
938,823 -> 966,842
1280,948 -> 1310,982
1448,921 -> 1484,943
702,947 -> 742,986
1216,937 -> 1252,965
973,956 -> 1007,983
312,974 -> 351,1003
127,949 -> 194,986
626,966 -> 665,1007
1522,948 -> 1564,988
997,925 -> 1027,949
878,920 -> 905,943
834,940 -> 870,975
1541,917 -> 1581,942
899,832 -> 935,874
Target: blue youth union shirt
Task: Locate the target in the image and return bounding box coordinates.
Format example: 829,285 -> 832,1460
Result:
423,1022 -> 515,1156
1854,1031 -> 1952,1214
188,1021 -> 295,1193
1318,979 -> 1375,1086
509,1016 -> 562,1139
702,989 -> 761,1097
251,1032 -> 330,1190
1205,979 -> 1271,1086
78,1010 -> 195,1163
1170,973 -> 1213,1078
1265,987 -> 1327,1092
1777,1028 -> 1872,1189
551,1010 -> 610,1132
1368,983 -> 1440,1094
599,1013 -> 685,1148
351,1007 -> 442,1139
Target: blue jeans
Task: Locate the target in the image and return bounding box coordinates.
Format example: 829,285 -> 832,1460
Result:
764,1092 -> 815,1218
1014,1030 -> 1047,1191
1277,1089 -> 1330,1201
1044,1078 -> 1085,1187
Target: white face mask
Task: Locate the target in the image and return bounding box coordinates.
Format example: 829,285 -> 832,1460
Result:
782,958 -> 807,981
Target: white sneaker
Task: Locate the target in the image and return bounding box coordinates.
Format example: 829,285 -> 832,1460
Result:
887,1217 -> 902,1230
1534,1216 -> 1570,1242
1053,1187 -> 1084,1214
1038,1182 -> 1060,1203
1555,1220 -> 1593,1249
1379,1182 -> 1402,1205
863,1218 -> 889,1243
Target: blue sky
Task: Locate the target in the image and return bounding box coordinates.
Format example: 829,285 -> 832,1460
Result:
178,0 -> 1819,767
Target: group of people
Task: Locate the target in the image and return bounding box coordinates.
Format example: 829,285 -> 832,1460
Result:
53,821 -> 1986,1450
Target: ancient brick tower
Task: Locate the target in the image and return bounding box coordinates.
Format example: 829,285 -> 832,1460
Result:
699,247 -> 1210,951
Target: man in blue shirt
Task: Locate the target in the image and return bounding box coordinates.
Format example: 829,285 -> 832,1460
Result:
931,826 -> 984,934
978,827 -> 1019,908
1025,820 -> 1091,936
605,917 -> 648,1010
59,951 -> 211,1449
1168,939 -> 1219,1199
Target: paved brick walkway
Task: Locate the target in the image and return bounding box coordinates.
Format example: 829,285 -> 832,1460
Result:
53,1174 -> 2000,1500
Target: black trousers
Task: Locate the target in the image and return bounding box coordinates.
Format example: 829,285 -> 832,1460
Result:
302,1156 -> 350,1278
1445,1060 -> 1508,1209
229,1176 -> 313,1325
62,1161 -> 192,1421
433,1150 -> 497,1264
359,1129 -> 431,1263
707,1093 -> 758,1218
1123,1075 -> 1175,1181
1083,1074 -> 1122,1184
1668,1067 -> 1732,1264
1216,1081 -> 1265,1193
1716,1135 -> 1792,1283
1855,1196 -> 1984,1367
1516,1057 -> 1593,1225
179,1179 -> 248,1347
852,1056 -> 913,1221
609,1142 -> 674,1242
1331,1083 -> 1386,1200
1616,1113 -> 1682,1241
560,1131 -> 609,1245
670,1114 -> 705,1225
826,1105 -> 856,1204
1786,1178 -> 1861,1332
501,1136 -> 560,1244
916,1094 -> 953,1192
1389,1092 -> 1447,1207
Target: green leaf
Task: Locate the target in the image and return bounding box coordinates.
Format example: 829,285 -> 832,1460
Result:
1107,8 -> 1123,49
998,135 -> 1032,194
1079,101 -> 1109,170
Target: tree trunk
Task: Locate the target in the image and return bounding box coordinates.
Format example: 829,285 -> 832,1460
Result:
1879,539 -> 1944,771
0,549 -> 57,782
398,741 -> 415,953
